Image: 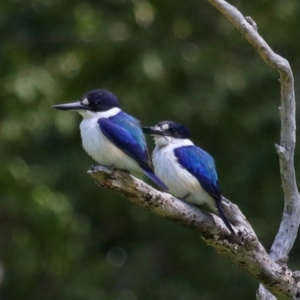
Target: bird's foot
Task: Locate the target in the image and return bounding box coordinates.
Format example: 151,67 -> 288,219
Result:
179,193 -> 191,201
107,164 -> 130,174
119,169 -> 130,174
177,193 -> 191,204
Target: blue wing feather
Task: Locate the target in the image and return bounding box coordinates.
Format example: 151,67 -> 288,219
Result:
98,112 -> 168,191
98,112 -> 150,168
174,145 -> 221,200
175,145 -> 235,234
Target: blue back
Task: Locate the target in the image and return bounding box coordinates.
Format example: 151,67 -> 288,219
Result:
174,145 -> 221,200
98,111 -> 151,170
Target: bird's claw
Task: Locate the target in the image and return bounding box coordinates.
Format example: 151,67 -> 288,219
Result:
178,193 -> 191,201
108,164 -> 130,174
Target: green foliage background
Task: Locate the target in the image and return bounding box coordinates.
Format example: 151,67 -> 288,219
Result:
1,0 -> 300,299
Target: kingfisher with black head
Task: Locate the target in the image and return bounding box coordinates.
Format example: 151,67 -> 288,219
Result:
143,121 -> 235,235
52,89 -> 168,192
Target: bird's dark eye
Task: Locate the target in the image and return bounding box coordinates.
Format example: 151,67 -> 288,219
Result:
170,128 -> 175,132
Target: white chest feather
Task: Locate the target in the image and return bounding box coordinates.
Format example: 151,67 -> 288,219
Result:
152,139 -> 215,208
78,108 -> 140,172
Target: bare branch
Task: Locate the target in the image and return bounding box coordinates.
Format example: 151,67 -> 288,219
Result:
205,0 -> 300,299
88,166 -> 300,299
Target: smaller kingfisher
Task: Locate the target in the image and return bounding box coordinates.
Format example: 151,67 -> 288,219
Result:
142,121 -> 234,234
52,89 -> 168,192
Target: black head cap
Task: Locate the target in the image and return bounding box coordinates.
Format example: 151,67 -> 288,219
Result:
81,89 -> 120,112
143,121 -> 191,139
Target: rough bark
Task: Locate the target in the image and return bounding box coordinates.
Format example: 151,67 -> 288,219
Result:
89,166 -> 300,299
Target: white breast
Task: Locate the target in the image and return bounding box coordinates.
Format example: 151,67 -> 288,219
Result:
152,140 -> 215,208
78,108 -> 141,173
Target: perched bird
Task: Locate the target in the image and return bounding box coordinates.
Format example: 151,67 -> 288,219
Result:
52,89 -> 168,191
142,121 -> 234,234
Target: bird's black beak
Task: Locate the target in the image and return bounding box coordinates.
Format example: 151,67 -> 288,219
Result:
142,126 -> 166,136
51,102 -> 88,111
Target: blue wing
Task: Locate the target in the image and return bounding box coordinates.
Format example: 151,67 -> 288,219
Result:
98,111 -> 150,169
175,145 -> 235,234
98,112 -> 169,191
174,145 -> 221,200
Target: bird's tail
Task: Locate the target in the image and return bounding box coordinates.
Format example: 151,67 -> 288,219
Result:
215,200 -> 235,235
141,167 -> 169,192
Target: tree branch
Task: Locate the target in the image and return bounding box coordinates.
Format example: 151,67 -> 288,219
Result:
204,1 -> 300,299
88,166 -> 300,299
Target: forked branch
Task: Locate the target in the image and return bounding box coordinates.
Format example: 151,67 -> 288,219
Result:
205,1 -> 300,299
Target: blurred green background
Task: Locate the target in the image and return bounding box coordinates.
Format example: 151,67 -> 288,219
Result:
1,0 -> 300,299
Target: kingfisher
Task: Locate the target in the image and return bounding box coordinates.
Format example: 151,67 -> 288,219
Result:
142,121 -> 234,235
52,89 -> 168,192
